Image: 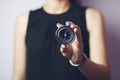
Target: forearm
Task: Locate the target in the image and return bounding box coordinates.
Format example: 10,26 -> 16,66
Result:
78,59 -> 111,80
13,74 -> 25,80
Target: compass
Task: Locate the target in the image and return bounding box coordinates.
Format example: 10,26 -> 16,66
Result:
55,26 -> 75,44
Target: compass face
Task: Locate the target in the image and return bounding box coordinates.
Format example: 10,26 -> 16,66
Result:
55,26 -> 75,44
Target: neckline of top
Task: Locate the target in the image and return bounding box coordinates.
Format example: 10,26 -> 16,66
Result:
40,6 -> 73,17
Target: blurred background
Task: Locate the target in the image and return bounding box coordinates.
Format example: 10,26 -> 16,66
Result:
0,0 -> 120,80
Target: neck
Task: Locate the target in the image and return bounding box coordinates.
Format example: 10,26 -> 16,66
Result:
43,0 -> 71,14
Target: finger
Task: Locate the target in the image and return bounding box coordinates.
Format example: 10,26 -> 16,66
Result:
71,25 -> 82,40
66,22 -> 82,39
70,24 -> 81,31
65,21 -> 82,43
56,23 -> 63,28
60,44 -> 68,56
60,44 -> 67,52
66,21 -> 81,30
65,21 -> 74,26
61,44 -> 67,49
60,44 -> 72,58
73,28 -> 82,44
74,27 -> 80,34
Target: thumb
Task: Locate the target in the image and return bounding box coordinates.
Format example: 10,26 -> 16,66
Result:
60,44 -> 72,59
60,44 -> 67,53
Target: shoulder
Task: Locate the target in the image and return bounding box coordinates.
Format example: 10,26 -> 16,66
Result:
85,8 -> 104,32
16,11 -> 30,24
15,11 -> 30,35
15,7 -> 42,32
86,7 -> 103,20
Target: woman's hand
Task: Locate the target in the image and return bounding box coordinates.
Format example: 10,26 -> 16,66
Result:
56,21 -> 83,64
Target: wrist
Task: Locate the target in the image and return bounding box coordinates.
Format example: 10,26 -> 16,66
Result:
69,53 -> 88,67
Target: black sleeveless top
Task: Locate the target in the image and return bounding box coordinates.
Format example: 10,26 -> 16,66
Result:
25,6 -> 89,80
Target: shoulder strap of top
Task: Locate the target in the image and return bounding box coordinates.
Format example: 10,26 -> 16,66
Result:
25,8 -> 41,45
79,6 -> 88,30
72,5 -> 88,30
26,7 -> 42,30
80,6 -> 90,58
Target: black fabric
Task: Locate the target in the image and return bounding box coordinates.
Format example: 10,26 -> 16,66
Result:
25,5 -> 89,80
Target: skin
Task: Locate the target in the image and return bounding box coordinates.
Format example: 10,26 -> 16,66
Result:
13,0 -> 111,80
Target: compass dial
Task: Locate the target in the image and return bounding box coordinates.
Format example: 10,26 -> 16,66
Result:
55,26 -> 75,44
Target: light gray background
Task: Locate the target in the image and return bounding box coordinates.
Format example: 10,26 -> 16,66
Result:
0,0 -> 120,80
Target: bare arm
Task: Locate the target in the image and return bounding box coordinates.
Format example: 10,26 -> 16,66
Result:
78,8 -> 111,80
56,8 -> 111,80
13,11 -> 29,80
